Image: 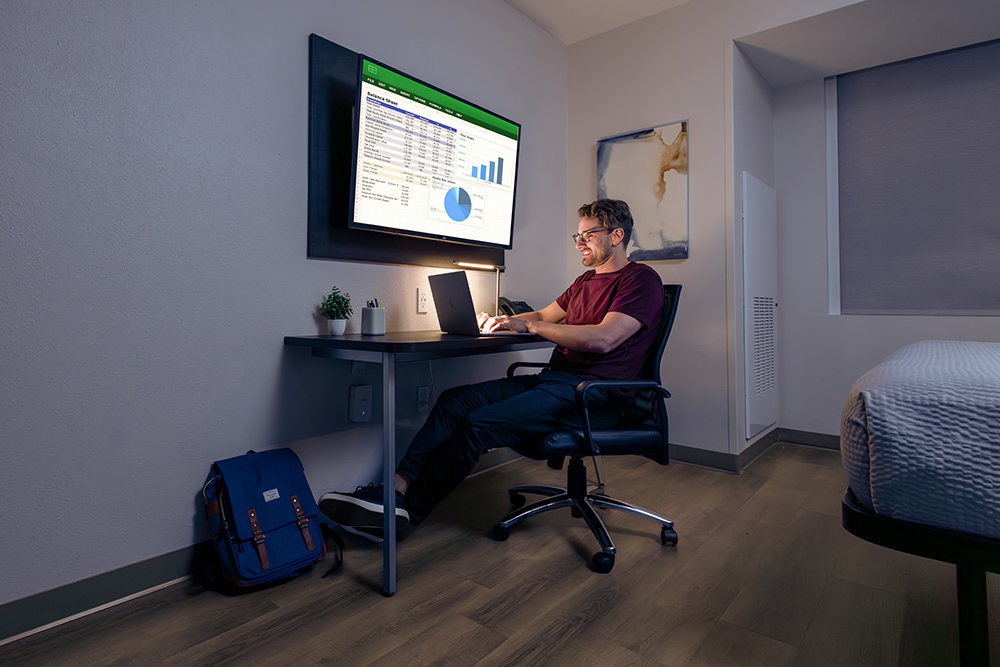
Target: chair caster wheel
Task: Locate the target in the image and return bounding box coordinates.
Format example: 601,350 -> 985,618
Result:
508,492 -> 525,509
592,552 -> 614,573
493,524 -> 510,541
661,527 -> 678,546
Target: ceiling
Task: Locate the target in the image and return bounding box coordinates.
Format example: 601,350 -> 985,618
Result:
504,0 -> 1000,86
503,0 -> 693,45
735,0 -> 1000,87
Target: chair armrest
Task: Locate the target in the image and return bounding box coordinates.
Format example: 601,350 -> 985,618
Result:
573,379 -> 671,456
507,361 -> 551,378
575,380 -> 670,408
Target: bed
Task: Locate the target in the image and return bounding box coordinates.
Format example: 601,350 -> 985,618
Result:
840,340 -> 1000,665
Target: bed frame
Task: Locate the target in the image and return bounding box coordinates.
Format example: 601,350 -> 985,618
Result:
842,488 -> 1000,665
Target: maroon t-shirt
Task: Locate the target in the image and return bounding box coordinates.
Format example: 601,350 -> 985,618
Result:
548,262 -> 663,384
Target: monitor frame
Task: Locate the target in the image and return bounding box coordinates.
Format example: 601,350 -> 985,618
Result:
347,55 -> 521,250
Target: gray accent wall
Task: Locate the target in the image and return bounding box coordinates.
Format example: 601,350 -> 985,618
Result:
0,0 -> 566,610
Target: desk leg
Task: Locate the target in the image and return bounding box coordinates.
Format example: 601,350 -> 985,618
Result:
382,352 -> 397,596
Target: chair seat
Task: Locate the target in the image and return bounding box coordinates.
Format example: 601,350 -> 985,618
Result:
496,284 -> 681,573
512,423 -> 663,460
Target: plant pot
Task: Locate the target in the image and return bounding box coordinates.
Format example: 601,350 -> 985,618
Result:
327,319 -> 347,336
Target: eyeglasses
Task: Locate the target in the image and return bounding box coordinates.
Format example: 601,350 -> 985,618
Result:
572,227 -> 614,244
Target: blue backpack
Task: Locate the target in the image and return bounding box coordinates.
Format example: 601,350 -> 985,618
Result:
203,448 -> 327,588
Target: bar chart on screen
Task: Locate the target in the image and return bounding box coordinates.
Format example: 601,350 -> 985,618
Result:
456,133 -> 514,190
471,157 -> 504,184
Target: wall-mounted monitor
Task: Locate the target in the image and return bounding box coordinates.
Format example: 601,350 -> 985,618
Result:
348,56 -> 521,249
307,34 -> 506,268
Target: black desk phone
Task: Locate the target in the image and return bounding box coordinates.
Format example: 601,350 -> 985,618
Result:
498,297 -> 533,317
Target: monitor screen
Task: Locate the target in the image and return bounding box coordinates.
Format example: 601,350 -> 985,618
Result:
348,56 -> 520,249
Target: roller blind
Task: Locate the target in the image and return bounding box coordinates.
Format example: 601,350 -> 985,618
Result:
837,39 -> 1000,315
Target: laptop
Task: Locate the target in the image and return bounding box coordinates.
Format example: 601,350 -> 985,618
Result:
428,271 -> 526,336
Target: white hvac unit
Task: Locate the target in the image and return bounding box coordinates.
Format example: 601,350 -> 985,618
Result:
742,172 -> 778,439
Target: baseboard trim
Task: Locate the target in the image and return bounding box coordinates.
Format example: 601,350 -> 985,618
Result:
670,429 -> 778,474
669,427 -> 839,474
0,541 -> 214,645
2,428 -> 841,646
776,427 -> 840,451
0,446 -> 523,646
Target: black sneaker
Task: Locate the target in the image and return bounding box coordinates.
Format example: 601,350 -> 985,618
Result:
319,483 -> 409,537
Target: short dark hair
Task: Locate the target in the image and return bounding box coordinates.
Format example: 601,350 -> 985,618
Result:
577,198 -> 633,246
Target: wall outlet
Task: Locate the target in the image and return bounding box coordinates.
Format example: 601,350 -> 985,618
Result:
417,385 -> 431,412
417,287 -> 429,314
349,385 -> 373,423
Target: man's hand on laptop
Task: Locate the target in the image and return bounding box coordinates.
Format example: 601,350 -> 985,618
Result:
477,312 -> 528,334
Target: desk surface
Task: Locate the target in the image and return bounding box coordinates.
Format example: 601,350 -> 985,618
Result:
284,331 -> 551,361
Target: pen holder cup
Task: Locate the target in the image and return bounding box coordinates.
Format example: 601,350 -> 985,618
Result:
361,307 -> 385,335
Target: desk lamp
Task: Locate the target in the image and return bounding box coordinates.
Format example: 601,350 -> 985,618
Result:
453,261 -> 504,317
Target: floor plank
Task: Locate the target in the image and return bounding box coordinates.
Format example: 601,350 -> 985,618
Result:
792,576 -> 905,667
1,443 -> 995,666
686,621 -> 797,667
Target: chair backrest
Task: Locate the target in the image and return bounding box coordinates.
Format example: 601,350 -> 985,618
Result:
641,285 -> 682,386
622,285 -> 681,460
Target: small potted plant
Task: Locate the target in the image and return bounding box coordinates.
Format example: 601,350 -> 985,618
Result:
319,287 -> 353,335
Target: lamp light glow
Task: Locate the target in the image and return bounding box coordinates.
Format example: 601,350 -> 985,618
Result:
453,261 -> 505,317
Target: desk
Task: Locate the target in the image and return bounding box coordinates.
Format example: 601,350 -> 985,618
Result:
284,331 -> 551,595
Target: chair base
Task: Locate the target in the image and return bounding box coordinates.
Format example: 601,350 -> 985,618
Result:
493,457 -> 677,573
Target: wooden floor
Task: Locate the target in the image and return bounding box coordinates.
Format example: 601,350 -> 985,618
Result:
3,443 -> 998,666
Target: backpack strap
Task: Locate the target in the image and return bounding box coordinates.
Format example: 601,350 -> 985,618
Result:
247,508 -> 270,570
290,495 -> 316,552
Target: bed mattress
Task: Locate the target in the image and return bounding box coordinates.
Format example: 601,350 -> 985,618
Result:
841,340 -> 1000,540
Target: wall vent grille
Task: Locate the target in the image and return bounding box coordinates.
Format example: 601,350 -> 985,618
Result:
752,296 -> 775,395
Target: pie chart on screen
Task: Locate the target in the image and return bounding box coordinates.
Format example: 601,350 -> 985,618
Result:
443,187 -> 472,222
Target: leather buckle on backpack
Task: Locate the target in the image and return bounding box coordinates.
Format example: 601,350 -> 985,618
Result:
290,495 -> 316,551
247,508 -> 270,569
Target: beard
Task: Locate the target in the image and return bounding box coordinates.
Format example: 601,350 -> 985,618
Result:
581,239 -> 613,268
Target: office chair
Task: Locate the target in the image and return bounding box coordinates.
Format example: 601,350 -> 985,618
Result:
493,285 -> 681,573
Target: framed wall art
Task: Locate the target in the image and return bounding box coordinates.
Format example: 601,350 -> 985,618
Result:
597,120 -> 688,260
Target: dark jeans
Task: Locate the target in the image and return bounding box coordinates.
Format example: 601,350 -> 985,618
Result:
397,369 -> 620,524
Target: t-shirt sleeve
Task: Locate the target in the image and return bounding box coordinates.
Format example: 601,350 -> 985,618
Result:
555,272 -> 586,312
608,267 -> 662,329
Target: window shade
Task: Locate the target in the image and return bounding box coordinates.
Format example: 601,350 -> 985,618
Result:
837,39 -> 1000,315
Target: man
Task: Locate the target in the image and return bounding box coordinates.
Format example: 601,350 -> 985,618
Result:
320,199 -> 664,541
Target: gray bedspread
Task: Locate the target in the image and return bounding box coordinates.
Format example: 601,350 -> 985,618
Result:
841,340 -> 1000,540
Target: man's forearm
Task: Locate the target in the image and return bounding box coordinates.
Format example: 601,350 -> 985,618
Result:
525,320 -> 617,353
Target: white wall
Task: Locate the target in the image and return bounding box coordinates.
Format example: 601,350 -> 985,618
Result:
566,0 -> 859,454
774,80 -> 1000,435
569,0 -> 1000,453
0,0 -> 567,606
730,44 -> 777,452
739,0 -> 1000,436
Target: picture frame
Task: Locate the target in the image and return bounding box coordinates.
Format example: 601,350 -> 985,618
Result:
597,120 -> 689,260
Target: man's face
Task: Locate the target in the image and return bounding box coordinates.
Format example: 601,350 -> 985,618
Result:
576,217 -> 615,268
